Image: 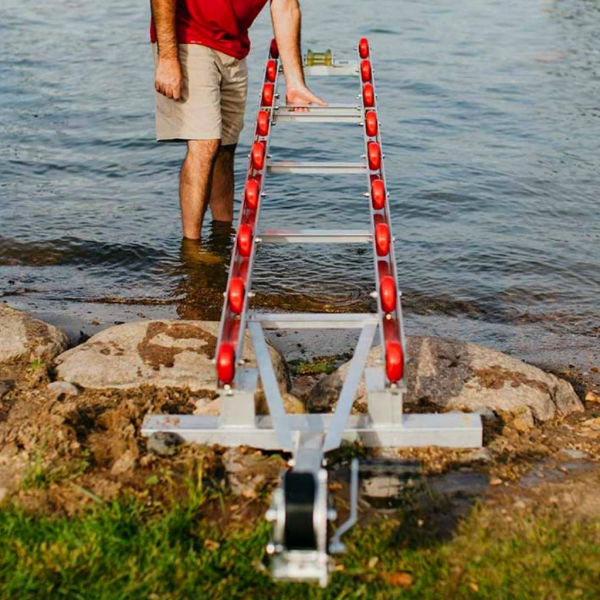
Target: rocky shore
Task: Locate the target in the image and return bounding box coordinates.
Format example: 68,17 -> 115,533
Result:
0,302 -> 598,518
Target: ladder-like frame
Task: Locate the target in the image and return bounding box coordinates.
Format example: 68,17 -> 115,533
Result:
142,38 -> 482,586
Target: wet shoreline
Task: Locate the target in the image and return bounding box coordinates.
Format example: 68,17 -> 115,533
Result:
3,293 -> 598,396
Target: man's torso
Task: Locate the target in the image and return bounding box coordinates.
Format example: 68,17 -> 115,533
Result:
151,0 -> 269,59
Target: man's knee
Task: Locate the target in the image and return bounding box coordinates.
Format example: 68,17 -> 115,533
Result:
185,139 -> 221,163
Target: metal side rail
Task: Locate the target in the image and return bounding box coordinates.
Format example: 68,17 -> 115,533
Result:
141,38 -> 482,588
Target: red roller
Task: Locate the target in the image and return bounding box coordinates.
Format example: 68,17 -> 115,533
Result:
378,259 -> 391,280
270,38 -> 279,59
226,319 -> 240,344
237,260 -> 249,281
244,178 -> 260,210
256,109 -> 269,136
365,110 -> 378,137
385,341 -> 404,382
368,141 -> 381,170
371,178 -> 386,210
237,224 -> 253,257
228,277 -> 245,314
217,343 -> 235,384
383,316 -> 400,339
358,37 -> 369,59
380,275 -> 396,313
375,220 -> 391,256
262,83 -> 274,106
363,83 -> 374,107
251,141 -> 265,170
360,59 -> 372,82
266,59 -> 277,82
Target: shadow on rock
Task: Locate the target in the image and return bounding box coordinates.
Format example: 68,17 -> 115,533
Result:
331,460 -> 489,551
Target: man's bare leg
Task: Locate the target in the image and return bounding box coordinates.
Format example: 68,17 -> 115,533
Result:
208,144 -> 236,222
179,139 -> 220,239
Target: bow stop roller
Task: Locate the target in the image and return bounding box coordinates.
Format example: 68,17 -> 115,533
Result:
141,39 -> 482,587
306,48 -> 332,66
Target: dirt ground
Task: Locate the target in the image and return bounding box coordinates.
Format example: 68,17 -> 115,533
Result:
0,355 -> 599,531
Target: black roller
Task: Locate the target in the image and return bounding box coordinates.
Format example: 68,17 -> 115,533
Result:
283,471 -> 317,550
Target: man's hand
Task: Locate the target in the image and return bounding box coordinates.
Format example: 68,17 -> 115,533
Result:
155,57 -> 182,100
151,0 -> 181,99
271,0 -> 327,109
286,84 -> 326,107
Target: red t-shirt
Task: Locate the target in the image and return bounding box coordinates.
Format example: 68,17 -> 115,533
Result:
151,0 -> 269,59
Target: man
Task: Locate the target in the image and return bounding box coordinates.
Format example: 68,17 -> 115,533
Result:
151,0 -> 325,240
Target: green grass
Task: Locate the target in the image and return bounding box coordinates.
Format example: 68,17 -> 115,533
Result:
23,449 -> 91,490
0,497 -> 599,599
288,354 -> 351,377
28,357 -> 45,371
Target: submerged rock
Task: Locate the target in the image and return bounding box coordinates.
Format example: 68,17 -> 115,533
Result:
0,304 -> 69,365
308,336 -> 583,423
55,320 -> 289,399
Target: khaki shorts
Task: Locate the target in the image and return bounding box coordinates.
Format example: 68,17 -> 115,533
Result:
153,43 -> 248,145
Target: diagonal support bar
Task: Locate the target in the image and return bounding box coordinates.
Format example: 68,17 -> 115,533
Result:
248,321 -> 294,450
323,322 -> 377,451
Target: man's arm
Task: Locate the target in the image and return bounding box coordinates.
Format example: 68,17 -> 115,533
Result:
270,0 -> 325,106
152,0 -> 182,100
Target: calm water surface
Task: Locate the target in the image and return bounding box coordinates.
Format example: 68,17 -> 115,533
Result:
0,0 -> 598,366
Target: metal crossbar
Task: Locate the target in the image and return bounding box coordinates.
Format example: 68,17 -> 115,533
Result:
267,161 -> 366,174
258,229 -> 371,244
273,104 -> 362,123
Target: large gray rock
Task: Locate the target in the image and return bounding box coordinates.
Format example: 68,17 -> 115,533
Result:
308,336 -> 583,423
0,304 -> 69,365
55,320 -> 290,398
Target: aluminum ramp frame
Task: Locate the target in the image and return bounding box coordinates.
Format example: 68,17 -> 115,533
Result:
141,38 -> 482,587
142,311 -> 482,451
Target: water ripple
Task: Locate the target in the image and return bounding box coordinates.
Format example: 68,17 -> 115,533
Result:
0,0 -> 598,345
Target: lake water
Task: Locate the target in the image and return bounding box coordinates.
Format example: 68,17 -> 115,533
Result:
1,0 -> 598,370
